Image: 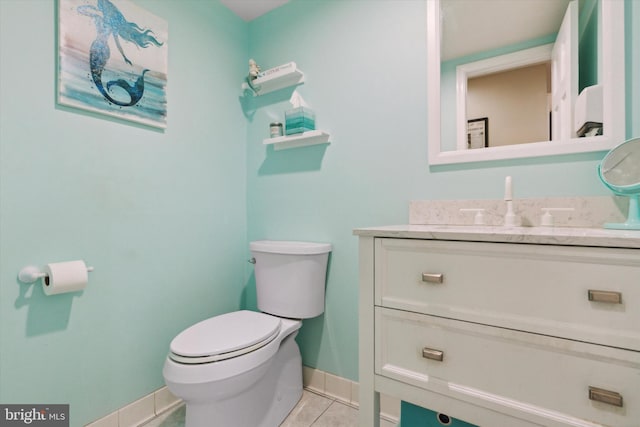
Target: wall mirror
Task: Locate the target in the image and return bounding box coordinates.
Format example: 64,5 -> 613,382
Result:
427,0 -> 626,165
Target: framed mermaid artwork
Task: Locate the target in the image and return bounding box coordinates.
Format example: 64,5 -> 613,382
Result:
57,0 -> 168,129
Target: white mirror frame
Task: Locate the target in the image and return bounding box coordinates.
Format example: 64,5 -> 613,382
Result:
427,0 -> 626,166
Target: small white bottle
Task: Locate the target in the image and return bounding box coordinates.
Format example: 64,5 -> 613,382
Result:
269,122 -> 283,138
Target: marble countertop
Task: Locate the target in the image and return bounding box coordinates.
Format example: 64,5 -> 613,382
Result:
353,224 -> 640,249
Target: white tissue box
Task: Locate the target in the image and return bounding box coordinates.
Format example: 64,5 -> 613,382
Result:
574,84 -> 603,136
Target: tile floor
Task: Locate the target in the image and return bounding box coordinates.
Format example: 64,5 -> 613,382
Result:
142,390 -> 398,427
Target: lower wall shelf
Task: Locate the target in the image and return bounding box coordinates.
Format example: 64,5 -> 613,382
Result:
263,130 -> 331,150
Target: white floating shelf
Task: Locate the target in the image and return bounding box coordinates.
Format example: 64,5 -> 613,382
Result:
242,62 -> 305,96
263,130 -> 331,150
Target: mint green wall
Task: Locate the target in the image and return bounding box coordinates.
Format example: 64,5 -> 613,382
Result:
0,1 -> 247,425
246,0 -> 639,383
578,0 -> 599,90
1,0 -> 638,425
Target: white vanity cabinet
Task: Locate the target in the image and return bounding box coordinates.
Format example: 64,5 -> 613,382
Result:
356,227 -> 640,427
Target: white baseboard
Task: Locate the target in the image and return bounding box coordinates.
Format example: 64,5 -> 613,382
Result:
85,367 -> 400,426
84,387 -> 181,427
302,365 -> 400,424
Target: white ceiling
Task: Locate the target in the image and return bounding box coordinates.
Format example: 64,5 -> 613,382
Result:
220,0 -> 571,58
220,0 -> 291,21
442,0 -> 571,61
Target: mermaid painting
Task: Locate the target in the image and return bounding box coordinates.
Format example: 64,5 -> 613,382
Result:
58,0 -> 168,128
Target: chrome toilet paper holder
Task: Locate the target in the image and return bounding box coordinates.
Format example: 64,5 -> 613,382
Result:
18,264 -> 94,284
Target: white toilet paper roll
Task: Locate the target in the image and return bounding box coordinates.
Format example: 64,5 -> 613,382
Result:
42,260 -> 89,296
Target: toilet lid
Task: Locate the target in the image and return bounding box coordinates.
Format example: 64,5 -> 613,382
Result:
169,311 -> 281,364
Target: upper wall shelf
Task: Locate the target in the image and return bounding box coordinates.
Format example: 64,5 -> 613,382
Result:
263,130 -> 330,150
242,62 -> 305,96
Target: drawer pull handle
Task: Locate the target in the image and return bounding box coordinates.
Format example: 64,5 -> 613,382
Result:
422,347 -> 444,362
422,273 -> 443,284
588,290 -> 622,304
589,386 -> 623,407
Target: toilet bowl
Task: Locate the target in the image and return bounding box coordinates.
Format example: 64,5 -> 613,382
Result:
163,240 -> 331,427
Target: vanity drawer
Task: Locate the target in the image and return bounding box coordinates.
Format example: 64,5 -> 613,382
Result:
375,238 -> 640,351
375,307 -> 640,427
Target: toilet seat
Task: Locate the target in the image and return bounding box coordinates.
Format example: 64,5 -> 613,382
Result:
169,311 -> 282,365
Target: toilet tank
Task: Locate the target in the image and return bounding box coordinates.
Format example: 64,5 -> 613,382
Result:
250,240 -> 332,319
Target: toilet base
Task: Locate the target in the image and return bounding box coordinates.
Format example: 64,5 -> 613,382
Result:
184,332 -> 302,427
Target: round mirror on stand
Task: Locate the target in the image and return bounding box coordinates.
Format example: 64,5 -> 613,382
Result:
598,137 -> 640,229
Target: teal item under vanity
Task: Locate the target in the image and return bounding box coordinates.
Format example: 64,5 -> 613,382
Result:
285,106 -> 315,135
400,402 -> 478,427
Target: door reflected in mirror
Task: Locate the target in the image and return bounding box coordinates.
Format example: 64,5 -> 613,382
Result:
427,0 -> 625,165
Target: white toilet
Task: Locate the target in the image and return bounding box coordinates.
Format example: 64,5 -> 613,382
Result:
163,240 -> 332,427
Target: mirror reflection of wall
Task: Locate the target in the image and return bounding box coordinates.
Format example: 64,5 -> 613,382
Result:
467,62 -> 551,147
428,0 -> 625,165
441,0 -> 599,151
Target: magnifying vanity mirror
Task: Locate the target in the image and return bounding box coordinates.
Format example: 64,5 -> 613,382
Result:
427,0 -> 626,165
598,138 -> 640,230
